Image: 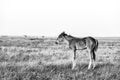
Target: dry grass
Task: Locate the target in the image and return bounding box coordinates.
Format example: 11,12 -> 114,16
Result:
0,36 -> 120,80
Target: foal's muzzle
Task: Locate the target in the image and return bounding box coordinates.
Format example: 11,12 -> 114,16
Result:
55,41 -> 58,44
55,40 -> 59,44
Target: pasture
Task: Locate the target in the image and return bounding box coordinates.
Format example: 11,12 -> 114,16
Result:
0,36 -> 120,80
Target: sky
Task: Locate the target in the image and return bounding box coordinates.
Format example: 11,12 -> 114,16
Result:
0,0 -> 120,37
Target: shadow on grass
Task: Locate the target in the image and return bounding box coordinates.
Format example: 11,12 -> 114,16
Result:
0,62 -> 120,80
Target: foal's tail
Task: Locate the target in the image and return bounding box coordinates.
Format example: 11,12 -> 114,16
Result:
92,39 -> 98,61
94,39 -> 99,52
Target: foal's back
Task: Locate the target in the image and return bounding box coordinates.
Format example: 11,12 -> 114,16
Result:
68,37 -> 86,50
68,37 -> 96,50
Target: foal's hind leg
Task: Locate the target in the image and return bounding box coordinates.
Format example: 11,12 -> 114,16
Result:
88,49 -> 96,69
91,50 -> 96,69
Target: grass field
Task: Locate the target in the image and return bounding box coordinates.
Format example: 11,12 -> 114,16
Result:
0,36 -> 120,80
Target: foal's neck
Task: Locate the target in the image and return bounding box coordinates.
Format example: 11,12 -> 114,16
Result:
64,35 -> 73,41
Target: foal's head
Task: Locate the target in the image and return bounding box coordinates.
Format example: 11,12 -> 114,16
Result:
55,31 -> 67,44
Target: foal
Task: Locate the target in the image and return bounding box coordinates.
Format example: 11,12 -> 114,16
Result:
56,32 -> 98,69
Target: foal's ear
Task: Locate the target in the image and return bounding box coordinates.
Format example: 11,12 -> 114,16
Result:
62,31 -> 65,34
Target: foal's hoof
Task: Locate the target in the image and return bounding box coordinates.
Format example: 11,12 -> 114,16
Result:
72,67 -> 75,70
72,67 -> 77,70
88,66 -> 95,70
88,66 -> 91,70
92,66 -> 96,69
88,68 -> 91,70
71,65 -> 76,70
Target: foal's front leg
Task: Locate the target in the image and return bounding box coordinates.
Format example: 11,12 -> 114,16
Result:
88,50 -> 92,69
72,49 -> 76,69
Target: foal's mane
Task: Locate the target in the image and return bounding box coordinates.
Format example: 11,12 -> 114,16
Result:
63,32 -> 77,39
68,35 -> 74,38
66,34 -> 77,39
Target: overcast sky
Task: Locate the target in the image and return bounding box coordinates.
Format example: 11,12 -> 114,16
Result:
0,0 -> 120,37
